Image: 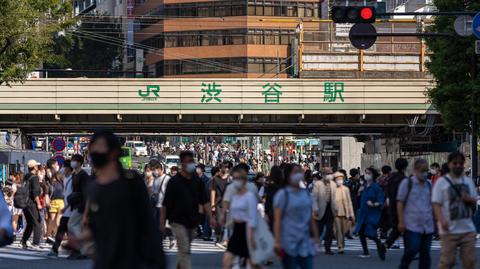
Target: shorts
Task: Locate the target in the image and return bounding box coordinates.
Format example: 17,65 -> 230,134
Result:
49,199 -> 65,214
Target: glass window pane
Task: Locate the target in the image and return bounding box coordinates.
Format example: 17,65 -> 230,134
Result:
248,5 -> 255,15
264,6 -> 273,16
255,5 -> 263,15
249,63 -> 263,73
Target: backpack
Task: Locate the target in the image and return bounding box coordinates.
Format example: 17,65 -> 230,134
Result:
403,176 -> 431,206
13,176 -> 31,209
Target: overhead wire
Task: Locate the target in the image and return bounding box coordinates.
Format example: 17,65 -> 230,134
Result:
69,29 -> 248,73
76,29 -> 249,73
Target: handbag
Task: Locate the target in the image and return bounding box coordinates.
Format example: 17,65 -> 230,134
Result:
247,211 -> 275,265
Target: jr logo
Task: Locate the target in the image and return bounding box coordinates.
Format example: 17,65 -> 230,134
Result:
138,85 -> 160,101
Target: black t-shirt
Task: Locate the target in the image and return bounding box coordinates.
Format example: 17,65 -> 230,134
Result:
162,173 -> 208,228
264,183 -> 280,216
50,181 -> 64,200
72,169 -> 92,213
209,176 -> 228,207
88,170 -> 165,269
386,172 -> 406,221
23,173 -> 41,207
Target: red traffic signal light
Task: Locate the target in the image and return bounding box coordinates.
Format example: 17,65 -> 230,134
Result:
360,7 -> 374,21
331,6 -> 376,24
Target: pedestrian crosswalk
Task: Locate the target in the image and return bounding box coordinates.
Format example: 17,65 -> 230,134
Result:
0,243 -> 51,261
1,237 -> 480,261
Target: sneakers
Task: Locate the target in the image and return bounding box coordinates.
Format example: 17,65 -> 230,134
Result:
359,253 -> 371,258
29,244 -> 44,251
46,237 -> 55,244
324,250 -> 335,255
202,237 -> 213,242
215,242 -> 228,250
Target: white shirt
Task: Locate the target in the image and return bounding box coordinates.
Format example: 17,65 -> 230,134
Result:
63,174 -> 74,217
223,182 -> 260,203
230,191 -> 258,228
432,174 -> 478,234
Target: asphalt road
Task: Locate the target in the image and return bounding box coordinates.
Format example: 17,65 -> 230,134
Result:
1,239 -> 479,269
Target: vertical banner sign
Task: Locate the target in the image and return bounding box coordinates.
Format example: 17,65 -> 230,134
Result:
135,49 -> 144,78
127,0 -> 134,17
127,0 -> 135,62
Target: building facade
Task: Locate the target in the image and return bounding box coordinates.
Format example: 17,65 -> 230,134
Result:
134,0 -> 329,78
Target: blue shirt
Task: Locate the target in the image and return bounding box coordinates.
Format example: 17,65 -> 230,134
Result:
273,187 -> 314,257
397,176 -> 434,234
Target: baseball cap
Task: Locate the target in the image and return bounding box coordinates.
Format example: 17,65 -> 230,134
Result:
27,159 -> 40,168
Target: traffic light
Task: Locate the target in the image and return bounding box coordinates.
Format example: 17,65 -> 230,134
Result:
331,6 -> 376,23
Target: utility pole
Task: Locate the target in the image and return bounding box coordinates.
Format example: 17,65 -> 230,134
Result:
472,52 -> 478,183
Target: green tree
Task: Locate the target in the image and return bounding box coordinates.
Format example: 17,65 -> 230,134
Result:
426,0 -> 480,132
45,16 -> 124,77
0,0 -> 72,85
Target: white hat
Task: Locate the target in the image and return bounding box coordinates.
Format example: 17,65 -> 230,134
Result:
27,159 -> 40,168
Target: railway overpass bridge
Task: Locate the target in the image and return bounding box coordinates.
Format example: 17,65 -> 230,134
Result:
0,78 -> 438,135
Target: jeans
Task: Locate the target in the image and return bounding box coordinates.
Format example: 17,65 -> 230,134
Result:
202,214 -> 212,239
282,254 -> 313,269
21,206 -> 41,245
399,230 -> 432,269
474,205 -> 480,233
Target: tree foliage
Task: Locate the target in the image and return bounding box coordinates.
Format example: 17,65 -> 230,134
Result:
0,0 -> 72,85
45,16 -> 124,76
426,0 -> 480,132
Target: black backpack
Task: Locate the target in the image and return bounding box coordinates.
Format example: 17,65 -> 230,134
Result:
13,176 -> 31,209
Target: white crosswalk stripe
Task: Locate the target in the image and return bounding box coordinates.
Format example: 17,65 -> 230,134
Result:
328,238 -> 480,252
0,244 -> 50,261
2,237 -> 479,261
163,239 -> 225,255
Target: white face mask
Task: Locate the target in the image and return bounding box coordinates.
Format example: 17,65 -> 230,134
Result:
429,168 -> 437,175
336,179 -> 344,186
290,172 -> 304,185
71,161 -> 79,169
365,174 -> 373,182
186,163 -> 197,174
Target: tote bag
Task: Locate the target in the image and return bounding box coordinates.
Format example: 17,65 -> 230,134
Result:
247,211 -> 275,265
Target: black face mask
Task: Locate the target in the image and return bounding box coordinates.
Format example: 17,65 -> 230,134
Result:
451,167 -> 464,177
90,152 -> 110,168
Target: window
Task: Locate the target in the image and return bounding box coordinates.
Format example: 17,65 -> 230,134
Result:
264,3 -> 274,16
298,3 -> 305,17
286,6 -> 296,17
232,4 -> 246,16
163,58 -> 248,75
255,5 -> 263,15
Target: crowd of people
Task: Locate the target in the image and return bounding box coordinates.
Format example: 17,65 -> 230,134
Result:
0,131 -> 479,269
